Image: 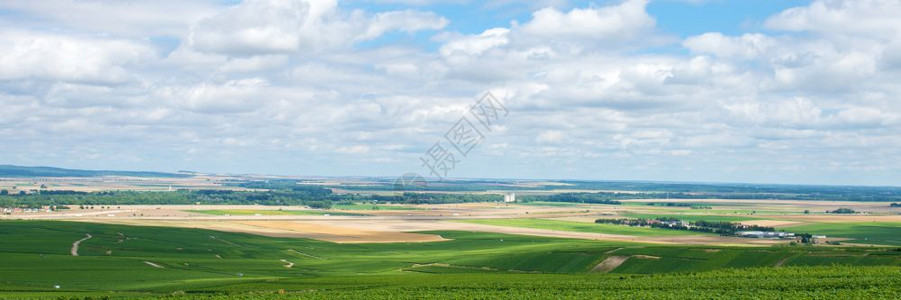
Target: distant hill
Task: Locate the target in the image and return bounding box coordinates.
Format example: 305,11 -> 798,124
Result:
0,165 -> 191,178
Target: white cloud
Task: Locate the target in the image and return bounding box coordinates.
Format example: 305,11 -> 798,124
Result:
336,145 -> 371,154
179,78 -> 271,114
683,33 -> 775,59
218,55 -> 291,73
536,130 -> 564,144
359,10 -> 449,41
189,0 -> 325,54
3,0 -> 901,184
765,0 -> 901,39
0,31 -> 153,83
0,0 -> 218,37
439,28 -> 510,56
189,0 -> 447,55
518,0 -> 655,43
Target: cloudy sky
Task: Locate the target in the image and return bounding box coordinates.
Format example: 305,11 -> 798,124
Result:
1,0 -> 900,185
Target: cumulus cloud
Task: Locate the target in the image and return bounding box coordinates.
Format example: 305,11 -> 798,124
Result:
439,28 -> 510,56
683,33 -> 776,59
518,0 -> 655,43
189,0 -> 329,54
765,0 -> 901,39
189,0 -> 447,55
359,10 -> 449,41
0,0 -> 217,37
0,31 -> 153,83
2,0 -> 901,184
179,78 -> 271,114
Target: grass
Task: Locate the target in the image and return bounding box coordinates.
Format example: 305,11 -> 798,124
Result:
619,213 -> 764,222
0,220 -> 899,298
186,209 -> 366,216
331,203 -> 420,210
781,222 -> 901,246
457,218 -> 711,236
518,201 -> 586,207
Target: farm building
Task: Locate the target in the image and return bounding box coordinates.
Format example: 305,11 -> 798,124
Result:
503,193 -> 516,203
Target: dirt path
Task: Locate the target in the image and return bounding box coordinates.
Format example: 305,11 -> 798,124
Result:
70,234 -> 92,256
280,259 -> 294,268
775,257 -> 790,267
605,247 -> 623,254
209,235 -> 242,247
592,256 -> 629,273
287,249 -> 322,260
776,252 -> 806,267
144,261 -> 165,269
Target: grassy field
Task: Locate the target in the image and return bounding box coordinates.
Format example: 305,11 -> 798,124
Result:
781,222 -> 901,246
619,213 -> 765,222
0,220 -> 899,298
186,209 -> 366,216
459,218 -> 713,236
518,201 -> 586,207
331,203 -> 420,210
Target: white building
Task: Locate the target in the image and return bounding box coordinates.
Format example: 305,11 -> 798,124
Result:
503,193 -> 516,203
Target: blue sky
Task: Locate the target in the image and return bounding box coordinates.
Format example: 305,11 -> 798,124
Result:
2,0 -> 901,186
345,1 -> 813,50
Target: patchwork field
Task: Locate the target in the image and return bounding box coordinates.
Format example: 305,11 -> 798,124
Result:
457,218 -> 712,236
187,209 -> 367,216
1,198 -> 900,298
0,220 -> 899,298
778,222 -> 901,246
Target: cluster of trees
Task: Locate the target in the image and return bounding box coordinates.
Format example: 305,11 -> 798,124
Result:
0,180 -> 512,208
0,185 -> 342,209
643,202 -> 712,209
646,202 -> 693,207
890,203 -> 901,207
594,217 -> 775,236
0,189 -> 25,196
828,208 -> 857,214
518,193 -> 622,204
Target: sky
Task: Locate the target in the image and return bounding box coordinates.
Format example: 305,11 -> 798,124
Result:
1,0 -> 901,186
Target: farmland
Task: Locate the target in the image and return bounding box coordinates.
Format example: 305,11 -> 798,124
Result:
780,222 -> 901,246
0,220 -> 900,298
458,218 -> 711,236
2,176 -> 901,298
186,209 -> 366,216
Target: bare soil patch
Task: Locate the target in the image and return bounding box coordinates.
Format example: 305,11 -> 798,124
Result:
592,256 -> 629,273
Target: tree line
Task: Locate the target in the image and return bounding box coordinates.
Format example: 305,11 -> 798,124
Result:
594,217 -> 775,236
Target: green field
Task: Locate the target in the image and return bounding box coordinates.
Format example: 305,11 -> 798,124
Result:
518,201 -> 586,207
331,203 -> 420,210
459,218 -> 714,236
620,213 -> 764,222
781,222 -> 901,246
186,209 -> 366,216
0,220 -> 899,298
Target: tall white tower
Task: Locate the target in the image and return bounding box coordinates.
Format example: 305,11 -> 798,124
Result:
504,192 -> 516,203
